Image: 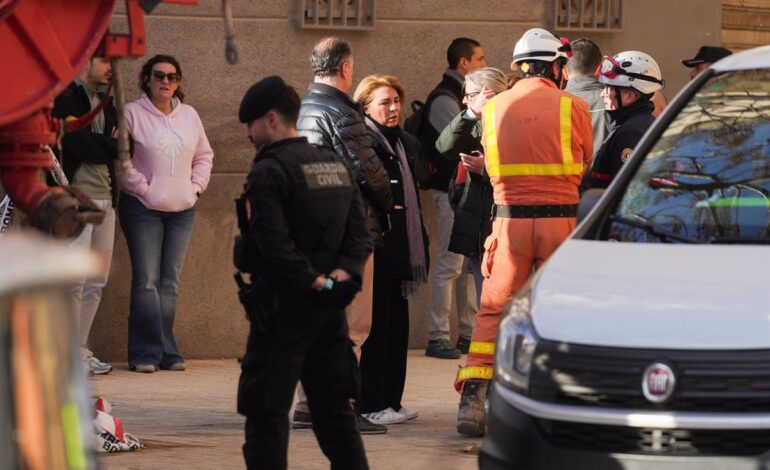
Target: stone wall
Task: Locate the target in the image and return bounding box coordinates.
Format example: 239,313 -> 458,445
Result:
91,0 -> 722,361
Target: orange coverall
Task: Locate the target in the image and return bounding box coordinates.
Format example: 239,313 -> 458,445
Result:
455,77 -> 593,390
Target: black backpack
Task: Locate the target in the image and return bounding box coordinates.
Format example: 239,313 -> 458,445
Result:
403,89 -> 455,187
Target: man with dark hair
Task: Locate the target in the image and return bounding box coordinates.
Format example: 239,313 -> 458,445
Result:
52,55 -> 117,376
295,36 -> 390,434
422,37 -> 486,360
236,75 -> 371,470
566,38 -> 607,159
682,45 -> 732,79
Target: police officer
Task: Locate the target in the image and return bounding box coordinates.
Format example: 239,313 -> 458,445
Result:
590,51 -> 665,188
234,76 -> 371,470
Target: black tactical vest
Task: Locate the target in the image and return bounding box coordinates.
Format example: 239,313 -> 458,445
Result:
237,138 -> 355,278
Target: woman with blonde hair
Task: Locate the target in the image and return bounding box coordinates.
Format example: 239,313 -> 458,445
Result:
353,74 -> 429,425
436,67 -> 509,308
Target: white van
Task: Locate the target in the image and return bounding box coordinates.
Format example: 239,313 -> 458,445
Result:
482,45 -> 770,469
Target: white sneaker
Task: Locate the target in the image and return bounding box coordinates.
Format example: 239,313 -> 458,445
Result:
84,355 -> 113,375
397,406 -> 418,420
362,407 -> 408,425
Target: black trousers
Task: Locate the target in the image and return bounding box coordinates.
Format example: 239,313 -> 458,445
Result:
238,295 -> 368,470
358,278 -> 409,413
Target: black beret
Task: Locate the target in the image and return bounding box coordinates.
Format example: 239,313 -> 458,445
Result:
239,75 -> 288,123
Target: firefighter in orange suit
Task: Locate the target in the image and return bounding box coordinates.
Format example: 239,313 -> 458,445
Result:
455,28 -> 593,437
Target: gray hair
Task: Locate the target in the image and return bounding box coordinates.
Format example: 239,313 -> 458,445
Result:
310,37 -> 352,77
464,67 -> 509,95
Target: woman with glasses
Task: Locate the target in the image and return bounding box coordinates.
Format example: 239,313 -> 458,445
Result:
435,67 -> 510,310
353,74 -> 429,425
117,54 -> 214,373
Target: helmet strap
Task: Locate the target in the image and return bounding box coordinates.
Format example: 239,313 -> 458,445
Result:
614,86 -> 624,111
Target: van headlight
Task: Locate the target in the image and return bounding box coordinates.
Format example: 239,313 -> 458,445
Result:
495,287 -> 538,393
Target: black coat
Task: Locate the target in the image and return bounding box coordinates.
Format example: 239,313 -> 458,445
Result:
297,83 -> 393,227
52,81 -> 119,205
368,127 -> 429,281
435,111 -> 493,258
590,100 -> 655,189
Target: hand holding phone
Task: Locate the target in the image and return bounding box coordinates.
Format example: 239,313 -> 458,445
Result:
459,150 -> 485,175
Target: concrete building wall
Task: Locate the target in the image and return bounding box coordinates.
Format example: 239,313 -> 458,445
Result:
90,0 -> 722,361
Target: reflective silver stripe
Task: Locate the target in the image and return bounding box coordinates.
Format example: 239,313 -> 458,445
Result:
494,381 -> 770,430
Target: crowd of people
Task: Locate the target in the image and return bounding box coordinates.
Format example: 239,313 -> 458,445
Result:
54,26 -> 733,470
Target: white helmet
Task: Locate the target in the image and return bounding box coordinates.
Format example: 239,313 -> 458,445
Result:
512,28 -> 571,64
597,50 -> 665,94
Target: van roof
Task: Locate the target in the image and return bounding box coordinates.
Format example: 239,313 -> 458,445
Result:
711,45 -> 770,72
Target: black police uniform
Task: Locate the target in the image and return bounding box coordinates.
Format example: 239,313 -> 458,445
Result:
235,136 -> 371,470
590,99 -> 655,188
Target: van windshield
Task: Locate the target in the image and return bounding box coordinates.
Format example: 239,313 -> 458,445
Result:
610,69 -> 770,244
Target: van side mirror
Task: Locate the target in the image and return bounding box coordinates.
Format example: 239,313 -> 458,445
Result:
577,189 -> 605,223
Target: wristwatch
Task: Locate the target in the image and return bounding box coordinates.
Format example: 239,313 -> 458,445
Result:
323,277 -> 335,291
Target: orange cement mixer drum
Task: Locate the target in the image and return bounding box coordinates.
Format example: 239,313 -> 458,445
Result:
0,0 -> 115,127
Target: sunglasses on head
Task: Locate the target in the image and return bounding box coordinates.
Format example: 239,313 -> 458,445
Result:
152,71 -> 181,83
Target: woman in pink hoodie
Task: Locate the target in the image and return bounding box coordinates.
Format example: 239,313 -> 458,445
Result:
117,54 -> 214,373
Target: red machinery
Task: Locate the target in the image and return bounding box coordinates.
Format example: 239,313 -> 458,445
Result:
0,0 -> 202,237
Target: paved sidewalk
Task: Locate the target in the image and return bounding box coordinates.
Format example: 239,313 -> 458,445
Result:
90,351 -> 481,469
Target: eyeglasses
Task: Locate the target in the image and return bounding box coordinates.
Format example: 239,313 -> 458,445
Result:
152,71 -> 181,83
464,92 -> 480,101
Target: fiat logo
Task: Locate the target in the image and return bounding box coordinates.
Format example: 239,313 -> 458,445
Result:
642,363 -> 676,404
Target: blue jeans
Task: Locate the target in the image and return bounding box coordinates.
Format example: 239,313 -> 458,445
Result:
119,193 -> 195,369
468,255 -> 484,307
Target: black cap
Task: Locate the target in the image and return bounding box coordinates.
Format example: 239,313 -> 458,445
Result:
239,75 -> 288,123
681,46 -> 732,67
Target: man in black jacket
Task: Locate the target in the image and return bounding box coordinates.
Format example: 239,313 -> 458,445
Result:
294,36 -> 390,433
590,51 -> 665,188
236,76 -> 371,470
52,54 -> 118,376
422,38 -> 486,360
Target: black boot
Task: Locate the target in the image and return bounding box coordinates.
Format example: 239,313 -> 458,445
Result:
457,379 -> 488,437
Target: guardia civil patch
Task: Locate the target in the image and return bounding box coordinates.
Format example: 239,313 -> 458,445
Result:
301,162 -> 351,190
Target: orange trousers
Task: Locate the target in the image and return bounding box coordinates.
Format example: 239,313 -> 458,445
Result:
455,216 -> 575,391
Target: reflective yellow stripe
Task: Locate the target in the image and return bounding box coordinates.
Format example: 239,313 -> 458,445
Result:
484,95 -> 582,177
457,366 -> 494,381
469,341 -> 495,355
493,162 -> 584,176
559,95 -> 574,165
482,97 -> 499,172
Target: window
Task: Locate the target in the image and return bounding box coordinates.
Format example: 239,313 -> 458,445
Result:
299,0 -> 376,30
553,0 -> 623,32
609,69 -> 770,244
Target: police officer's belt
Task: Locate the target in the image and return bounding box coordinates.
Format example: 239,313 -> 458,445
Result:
493,204 -> 577,219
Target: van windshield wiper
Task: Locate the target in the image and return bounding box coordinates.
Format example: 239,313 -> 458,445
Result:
609,215 -> 701,244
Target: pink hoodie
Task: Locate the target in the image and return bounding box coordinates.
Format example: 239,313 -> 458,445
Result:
118,94 -> 214,212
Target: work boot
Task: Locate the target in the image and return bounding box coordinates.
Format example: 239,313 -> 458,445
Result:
425,339 -> 461,359
457,379 -> 489,437
455,336 -> 471,355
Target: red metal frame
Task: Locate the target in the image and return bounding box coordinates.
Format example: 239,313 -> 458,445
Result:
0,0 -> 197,236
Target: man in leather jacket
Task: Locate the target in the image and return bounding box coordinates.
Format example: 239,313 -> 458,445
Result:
293,36 -> 391,434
